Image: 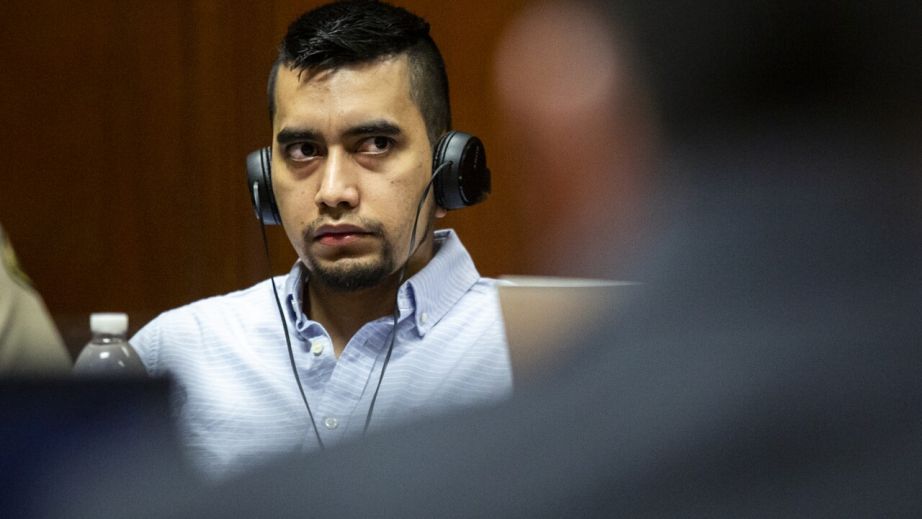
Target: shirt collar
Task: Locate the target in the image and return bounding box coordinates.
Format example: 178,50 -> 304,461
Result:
283,228 -> 480,339
401,229 -> 480,337
282,262 -> 319,341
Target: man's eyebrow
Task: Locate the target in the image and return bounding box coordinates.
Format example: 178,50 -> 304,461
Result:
275,121 -> 402,146
343,120 -> 402,138
276,128 -> 320,146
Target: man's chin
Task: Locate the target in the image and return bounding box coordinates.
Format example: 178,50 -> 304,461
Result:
308,258 -> 394,292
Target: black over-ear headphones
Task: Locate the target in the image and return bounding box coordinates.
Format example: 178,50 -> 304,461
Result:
246,130 -> 491,225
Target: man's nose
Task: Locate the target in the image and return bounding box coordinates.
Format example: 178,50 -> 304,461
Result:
315,150 -> 359,209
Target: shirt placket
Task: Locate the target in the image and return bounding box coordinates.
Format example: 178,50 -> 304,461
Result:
314,318 -> 395,445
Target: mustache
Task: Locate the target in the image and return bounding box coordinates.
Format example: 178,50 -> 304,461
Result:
303,216 -> 386,241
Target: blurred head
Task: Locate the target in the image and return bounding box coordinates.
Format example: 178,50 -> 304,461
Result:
494,0 -> 658,277
495,0 -> 922,278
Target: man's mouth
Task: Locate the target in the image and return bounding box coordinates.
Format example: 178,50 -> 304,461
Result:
312,224 -> 374,246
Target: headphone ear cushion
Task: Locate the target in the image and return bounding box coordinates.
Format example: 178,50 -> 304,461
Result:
246,147 -> 282,225
432,131 -> 491,210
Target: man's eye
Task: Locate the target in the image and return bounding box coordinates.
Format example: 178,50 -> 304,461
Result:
357,136 -> 394,155
285,142 -> 320,161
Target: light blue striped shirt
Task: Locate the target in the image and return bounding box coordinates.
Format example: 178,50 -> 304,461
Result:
131,229 -> 512,479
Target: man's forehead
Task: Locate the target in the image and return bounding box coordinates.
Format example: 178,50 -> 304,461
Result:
272,55 -> 421,130
276,54 -> 411,95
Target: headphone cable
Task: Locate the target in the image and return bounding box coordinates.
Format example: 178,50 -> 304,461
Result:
254,181 -> 325,450
363,161 -> 450,434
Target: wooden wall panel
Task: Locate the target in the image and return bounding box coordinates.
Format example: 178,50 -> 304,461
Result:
0,0 -> 535,354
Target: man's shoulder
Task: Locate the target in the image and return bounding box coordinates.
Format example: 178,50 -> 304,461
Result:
132,276 -> 284,345
438,275 -> 504,331
160,278 -> 277,321
468,276 -> 501,295
130,277 -> 287,372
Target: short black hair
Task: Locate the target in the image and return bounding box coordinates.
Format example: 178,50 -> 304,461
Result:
267,0 -> 451,148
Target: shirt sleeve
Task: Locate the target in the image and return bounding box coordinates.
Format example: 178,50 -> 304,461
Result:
130,315 -> 165,376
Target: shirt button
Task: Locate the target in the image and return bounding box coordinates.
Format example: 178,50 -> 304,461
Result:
310,340 -> 324,356
323,417 -> 338,430
420,312 -> 429,325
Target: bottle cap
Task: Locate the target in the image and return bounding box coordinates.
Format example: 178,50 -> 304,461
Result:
90,312 -> 129,335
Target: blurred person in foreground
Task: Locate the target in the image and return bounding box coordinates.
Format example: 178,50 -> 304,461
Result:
0,223 -> 71,375
53,0 -> 922,517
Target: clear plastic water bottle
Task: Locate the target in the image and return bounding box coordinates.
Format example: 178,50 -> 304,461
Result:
73,312 -> 147,377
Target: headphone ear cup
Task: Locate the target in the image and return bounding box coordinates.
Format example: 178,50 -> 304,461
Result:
246,147 -> 282,225
432,131 -> 491,210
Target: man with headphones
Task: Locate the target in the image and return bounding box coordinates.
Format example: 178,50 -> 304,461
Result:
130,0 -> 510,479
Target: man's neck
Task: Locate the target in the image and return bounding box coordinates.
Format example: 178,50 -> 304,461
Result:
306,235 -> 438,357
